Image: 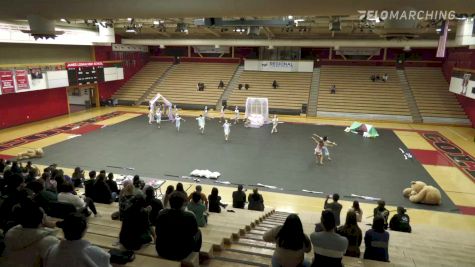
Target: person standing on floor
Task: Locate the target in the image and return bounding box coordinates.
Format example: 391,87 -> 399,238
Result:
155,108 -> 162,128
234,106 -> 240,124
196,115 -> 206,134
324,193 -> 343,226
175,114 -> 185,132
223,120 -> 231,142
148,107 -> 154,124
219,106 -> 225,123
271,115 -> 280,134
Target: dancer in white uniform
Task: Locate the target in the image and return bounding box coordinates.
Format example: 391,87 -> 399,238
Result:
173,105 -> 178,118
223,120 -> 231,141
155,108 -> 162,128
203,106 -> 209,120
219,106 -> 225,123
196,115 -> 205,134
312,137 -> 325,165
271,115 -> 280,134
175,114 -> 185,132
234,106 -> 240,124
148,107 -> 154,124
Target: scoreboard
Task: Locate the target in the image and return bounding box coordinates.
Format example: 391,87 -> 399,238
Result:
66,62 -> 105,86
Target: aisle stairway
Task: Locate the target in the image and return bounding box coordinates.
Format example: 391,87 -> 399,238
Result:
307,68 -> 321,116
217,65 -> 244,110
396,69 -> 422,123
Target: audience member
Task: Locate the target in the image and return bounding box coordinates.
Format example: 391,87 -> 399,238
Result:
163,185 -> 175,209
155,192 -> 202,260
187,192 -> 208,227
244,83 -> 250,90
364,216 -> 390,262
248,188 -> 264,211
232,184 -> 246,209
263,214 -> 311,267
71,167 -> 85,188
106,172 -> 119,200
238,83 -> 243,90
132,175 -> 145,196
144,186 -> 164,225
218,80 -> 224,89
389,206 -> 411,233
330,85 -> 336,94
373,200 -> 389,229
119,195 -> 155,250
349,200 -> 363,222
310,210 -> 348,267
44,212 -> 111,267
2,201 -> 59,267
337,211 -> 362,257
175,182 -> 189,206
29,180 -> 58,208
57,183 -> 98,217
92,173 -> 113,204
208,187 -> 227,213
382,73 -> 388,82
0,174 -> 26,230
3,160 -> 12,172
10,161 -> 21,174
188,185 -> 208,208
25,168 -> 38,184
118,181 -> 135,220
324,193 -> 342,226
0,158 -> 6,173
272,80 -> 278,89
84,170 -> 97,199
370,74 -> 376,82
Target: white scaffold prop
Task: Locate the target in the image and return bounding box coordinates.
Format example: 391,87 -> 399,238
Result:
150,93 -> 174,121
244,97 -> 269,128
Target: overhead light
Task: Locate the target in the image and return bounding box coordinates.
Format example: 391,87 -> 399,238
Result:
153,20 -> 160,25
288,15 -> 293,20
125,28 -> 136,33
214,44 -> 220,48
127,18 -> 132,21
159,44 -> 165,49
60,18 -> 70,24
268,45 -> 274,49
294,19 -> 304,22
176,22 -> 188,33
403,46 -> 411,52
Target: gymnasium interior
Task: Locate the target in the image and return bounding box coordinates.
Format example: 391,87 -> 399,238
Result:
0,1 -> 475,266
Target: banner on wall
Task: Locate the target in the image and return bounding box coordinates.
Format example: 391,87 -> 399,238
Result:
260,61 -> 297,72
0,71 -> 15,94
244,60 -> 313,72
15,70 -> 30,91
449,68 -> 475,100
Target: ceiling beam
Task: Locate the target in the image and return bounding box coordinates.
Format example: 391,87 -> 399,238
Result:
201,27 -> 221,37
123,38 -> 461,48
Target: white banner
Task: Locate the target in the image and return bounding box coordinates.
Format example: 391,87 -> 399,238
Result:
449,69 -> 475,100
112,44 -> 148,52
245,60 -> 313,72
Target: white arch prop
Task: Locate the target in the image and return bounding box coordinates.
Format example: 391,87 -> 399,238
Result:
150,93 -> 174,121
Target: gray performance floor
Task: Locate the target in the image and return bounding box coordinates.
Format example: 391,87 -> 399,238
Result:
34,115 -> 457,212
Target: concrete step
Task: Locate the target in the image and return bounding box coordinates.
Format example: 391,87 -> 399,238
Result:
214,250 -> 271,267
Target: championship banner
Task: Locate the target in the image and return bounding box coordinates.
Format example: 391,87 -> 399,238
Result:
0,70 -> 15,94
449,68 -> 475,100
260,61 -> 297,72
15,70 -> 30,91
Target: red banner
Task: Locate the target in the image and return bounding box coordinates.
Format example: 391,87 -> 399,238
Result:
65,61 -> 103,68
15,70 -> 30,91
0,71 -> 15,94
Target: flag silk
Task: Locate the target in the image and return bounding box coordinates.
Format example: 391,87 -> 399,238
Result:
436,20 -> 449,58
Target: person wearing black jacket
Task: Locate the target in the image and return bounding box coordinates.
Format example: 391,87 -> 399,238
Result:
389,206 -> 411,233
92,174 -> 112,204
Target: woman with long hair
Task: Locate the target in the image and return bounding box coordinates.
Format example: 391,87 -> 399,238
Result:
263,214 -> 311,267
208,187 -> 227,213
119,195 -> 155,250
349,201 -> 362,222
248,188 -> 264,211
163,185 -> 174,209
337,211 -> 362,257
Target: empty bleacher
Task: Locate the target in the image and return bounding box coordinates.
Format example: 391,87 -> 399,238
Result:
147,62 -> 238,108
227,71 -> 313,112
404,67 -> 468,123
317,66 -> 411,119
112,62 -> 172,103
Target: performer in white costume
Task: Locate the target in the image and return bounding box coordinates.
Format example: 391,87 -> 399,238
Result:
219,106 -> 225,123
148,107 -> 154,124
313,133 -> 337,160
223,120 -> 231,141
271,115 -> 279,134
234,106 -> 240,124
175,114 -> 185,132
203,106 -> 209,119
196,115 -> 206,134
173,105 -> 178,118
155,108 -> 162,128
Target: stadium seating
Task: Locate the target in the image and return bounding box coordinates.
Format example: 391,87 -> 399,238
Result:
147,62 -> 238,107
112,62 -> 172,103
404,67 -> 468,120
317,66 -> 411,117
227,71 -> 312,111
